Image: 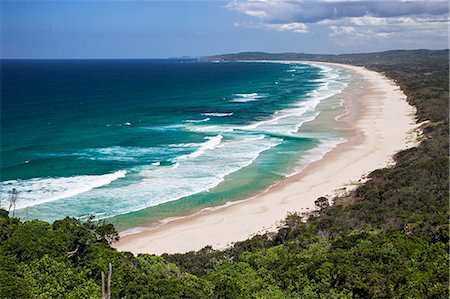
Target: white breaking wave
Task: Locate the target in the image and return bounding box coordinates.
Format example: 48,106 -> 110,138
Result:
201,112 -> 234,117
0,170 -> 126,209
230,93 -> 264,103
188,63 -> 349,137
112,134 -> 282,215
20,134 -> 282,221
167,143 -> 198,147
187,125 -> 234,133
234,93 -> 258,98
179,135 -> 223,159
184,118 -> 210,123
250,63 -> 349,135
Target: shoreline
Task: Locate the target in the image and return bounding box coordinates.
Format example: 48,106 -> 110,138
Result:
111,60 -> 350,232
114,62 -> 419,255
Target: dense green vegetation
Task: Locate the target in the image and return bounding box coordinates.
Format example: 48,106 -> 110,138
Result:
1,50 -> 448,298
201,49 -> 449,67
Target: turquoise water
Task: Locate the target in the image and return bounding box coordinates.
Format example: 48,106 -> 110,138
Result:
0,60 -> 349,226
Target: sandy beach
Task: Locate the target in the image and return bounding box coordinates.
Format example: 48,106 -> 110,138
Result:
114,62 -> 419,255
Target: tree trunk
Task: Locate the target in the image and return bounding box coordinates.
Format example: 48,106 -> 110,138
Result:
107,263 -> 112,299
101,271 -> 105,299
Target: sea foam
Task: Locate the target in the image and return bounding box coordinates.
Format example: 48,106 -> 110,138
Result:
201,112 -> 234,117
26,134 -> 283,221
111,134 -> 282,215
184,118 -> 210,123
179,135 -> 223,159
230,93 -> 264,103
0,170 -> 126,210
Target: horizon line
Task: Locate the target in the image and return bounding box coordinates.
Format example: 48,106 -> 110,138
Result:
1,48 -> 448,60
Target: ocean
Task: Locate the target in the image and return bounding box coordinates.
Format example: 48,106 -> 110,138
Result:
0,59 -> 350,229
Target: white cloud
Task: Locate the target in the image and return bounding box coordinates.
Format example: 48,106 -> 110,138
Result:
327,15 -> 449,39
329,25 -> 358,36
227,0 -> 449,40
265,22 -> 309,33
349,16 -> 387,26
244,10 -> 267,18
228,0 -> 449,23
233,20 -> 309,33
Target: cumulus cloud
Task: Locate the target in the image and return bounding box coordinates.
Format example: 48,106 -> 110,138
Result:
227,0 -> 449,23
234,20 -> 309,32
265,22 -> 309,32
227,0 -> 449,38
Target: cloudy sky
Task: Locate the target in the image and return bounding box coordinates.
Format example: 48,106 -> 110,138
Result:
1,0 -> 449,58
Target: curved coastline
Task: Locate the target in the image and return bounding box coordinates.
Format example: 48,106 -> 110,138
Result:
114,62 -> 419,255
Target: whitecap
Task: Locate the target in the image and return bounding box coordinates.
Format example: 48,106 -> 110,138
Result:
227,63 -> 349,137
178,135 -> 223,159
0,170 -> 126,210
234,93 -> 259,98
230,93 -> 264,103
201,112 -> 234,117
184,118 -> 210,123
118,134 -> 282,214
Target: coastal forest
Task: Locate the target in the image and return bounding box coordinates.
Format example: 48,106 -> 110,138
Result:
1,49 -> 448,298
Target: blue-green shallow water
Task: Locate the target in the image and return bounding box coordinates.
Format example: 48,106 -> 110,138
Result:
0,59 -> 349,227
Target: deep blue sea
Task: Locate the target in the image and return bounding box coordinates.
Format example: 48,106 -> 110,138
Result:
0,59 -> 349,227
